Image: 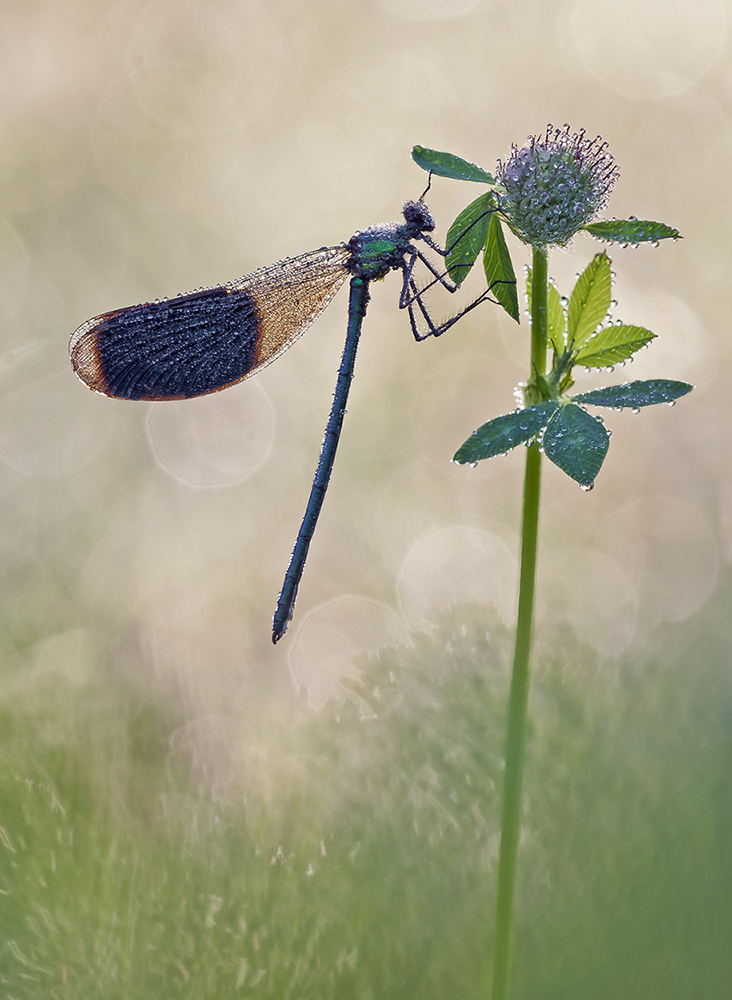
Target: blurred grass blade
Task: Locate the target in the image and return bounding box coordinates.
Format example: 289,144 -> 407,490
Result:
543,403 -> 610,487
412,145 -> 495,184
453,401 -> 558,464
582,219 -> 681,244
574,379 -> 693,408
573,324 -> 655,368
567,252 -> 611,349
446,193 -> 494,285
484,214 -> 519,322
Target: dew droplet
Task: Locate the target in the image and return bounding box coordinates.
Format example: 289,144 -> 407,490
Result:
631,406 -> 641,414
580,482 -> 594,492
666,399 -> 676,407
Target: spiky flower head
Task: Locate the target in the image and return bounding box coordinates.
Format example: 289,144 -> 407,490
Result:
496,124 -> 619,248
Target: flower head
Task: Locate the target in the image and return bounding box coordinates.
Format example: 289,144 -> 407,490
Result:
496,124 -> 619,248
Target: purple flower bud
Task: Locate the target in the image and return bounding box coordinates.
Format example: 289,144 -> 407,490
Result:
496,124 -> 619,247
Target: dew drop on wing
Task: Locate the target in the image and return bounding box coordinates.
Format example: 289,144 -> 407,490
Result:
667,399 -> 676,407
580,482 -> 594,492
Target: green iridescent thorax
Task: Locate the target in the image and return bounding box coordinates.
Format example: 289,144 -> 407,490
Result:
346,221 -> 415,281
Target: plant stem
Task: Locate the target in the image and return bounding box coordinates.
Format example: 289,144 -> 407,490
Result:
491,246 -> 548,1000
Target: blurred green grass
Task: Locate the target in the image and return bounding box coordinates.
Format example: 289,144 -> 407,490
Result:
2,584 -> 731,999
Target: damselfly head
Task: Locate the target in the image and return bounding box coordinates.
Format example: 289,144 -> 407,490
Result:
402,199 -> 435,235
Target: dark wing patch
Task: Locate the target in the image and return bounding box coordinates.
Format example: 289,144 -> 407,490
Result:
70,246 -> 351,401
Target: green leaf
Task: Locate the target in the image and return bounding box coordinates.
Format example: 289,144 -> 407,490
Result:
526,270 -> 566,352
484,214 -> 519,323
411,146 -> 495,184
543,404 -> 610,488
573,379 -> 693,409
453,401 -> 559,465
581,219 -> 681,244
445,193 -> 494,286
547,281 -> 566,353
573,324 -> 655,368
566,252 -> 612,349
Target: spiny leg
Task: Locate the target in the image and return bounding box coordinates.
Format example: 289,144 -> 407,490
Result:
400,254 -> 514,341
401,245 -> 459,299
406,283 -> 503,341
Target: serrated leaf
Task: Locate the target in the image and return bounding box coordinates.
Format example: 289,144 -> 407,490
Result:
526,270 -> 566,352
573,324 -> 655,368
582,219 -> 681,244
484,214 -> 519,322
543,404 -> 610,487
453,401 -> 559,464
411,146 -> 495,184
567,252 -> 612,349
573,379 -> 693,409
445,193 -> 494,286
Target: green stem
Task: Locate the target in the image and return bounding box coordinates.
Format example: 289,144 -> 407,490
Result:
491,246 -> 548,1000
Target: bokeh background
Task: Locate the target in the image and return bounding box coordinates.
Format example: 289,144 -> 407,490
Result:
1,1 -> 731,997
